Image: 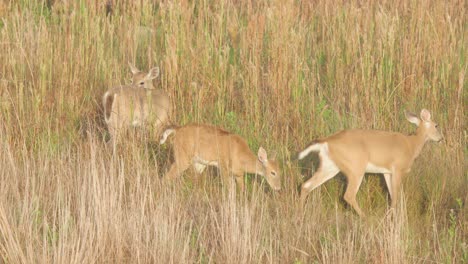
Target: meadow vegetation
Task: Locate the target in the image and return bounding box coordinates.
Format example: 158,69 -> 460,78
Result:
0,0 -> 466,263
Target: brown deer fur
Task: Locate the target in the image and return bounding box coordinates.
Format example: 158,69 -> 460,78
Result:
160,123 -> 281,191
298,109 -> 443,216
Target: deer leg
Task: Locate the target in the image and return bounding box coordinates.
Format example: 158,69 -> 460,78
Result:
165,151 -> 190,180
342,170 -> 366,217
383,173 -> 393,201
235,175 -> 245,192
390,170 -> 403,209
165,162 -> 190,180
192,163 -> 207,183
106,131 -> 122,155
300,153 -> 339,206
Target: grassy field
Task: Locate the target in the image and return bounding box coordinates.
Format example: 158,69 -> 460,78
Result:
0,0 -> 466,263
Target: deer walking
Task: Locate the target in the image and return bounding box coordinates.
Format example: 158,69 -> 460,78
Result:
159,123 -> 281,191
103,64 -> 171,144
298,109 -> 443,216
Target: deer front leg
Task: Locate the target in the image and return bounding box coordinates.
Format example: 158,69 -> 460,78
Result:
191,163 -> 207,184
235,175 -> 245,192
384,173 -> 393,201
390,170 -> 403,209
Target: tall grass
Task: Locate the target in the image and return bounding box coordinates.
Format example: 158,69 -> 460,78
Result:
0,0 -> 465,263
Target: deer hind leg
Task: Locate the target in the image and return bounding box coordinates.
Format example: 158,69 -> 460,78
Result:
165,149 -> 190,180
341,166 -> 366,217
165,161 -> 190,180
106,124 -> 123,151
300,152 -> 340,206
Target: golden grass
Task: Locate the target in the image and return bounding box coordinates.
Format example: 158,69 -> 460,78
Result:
0,0 -> 465,263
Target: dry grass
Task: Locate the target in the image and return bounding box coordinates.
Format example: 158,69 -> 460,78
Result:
0,0 -> 466,263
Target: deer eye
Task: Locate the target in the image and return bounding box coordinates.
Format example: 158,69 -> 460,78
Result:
139,82 -> 145,86
271,171 -> 277,176
435,124 -> 439,128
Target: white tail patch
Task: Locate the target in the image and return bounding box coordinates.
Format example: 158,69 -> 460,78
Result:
160,128 -> 176,145
298,142 -> 323,160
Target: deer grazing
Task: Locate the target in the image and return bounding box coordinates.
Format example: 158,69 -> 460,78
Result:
159,123 -> 281,191
298,109 -> 443,216
103,64 -> 171,143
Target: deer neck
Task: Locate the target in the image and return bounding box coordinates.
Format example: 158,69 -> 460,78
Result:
407,126 -> 428,162
243,154 -> 265,176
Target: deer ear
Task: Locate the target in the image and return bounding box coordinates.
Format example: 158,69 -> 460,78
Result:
128,62 -> 139,75
257,147 -> 268,165
405,110 -> 420,126
146,67 -> 160,80
420,109 -> 431,122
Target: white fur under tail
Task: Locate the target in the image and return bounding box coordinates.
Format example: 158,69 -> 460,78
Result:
159,128 -> 176,145
298,142 -> 322,160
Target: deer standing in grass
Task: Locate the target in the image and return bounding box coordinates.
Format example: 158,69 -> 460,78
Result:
103,64 -> 171,144
298,109 -> 443,216
159,123 -> 281,191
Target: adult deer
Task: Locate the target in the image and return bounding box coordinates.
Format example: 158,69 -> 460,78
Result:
103,64 -> 171,144
298,109 -> 443,216
159,123 -> 281,191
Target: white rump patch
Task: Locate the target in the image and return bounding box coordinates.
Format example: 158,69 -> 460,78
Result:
302,144 -> 339,190
318,145 -> 339,176
298,142 -> 323,160
159,128 -> 175,145
365,163 -> 391,174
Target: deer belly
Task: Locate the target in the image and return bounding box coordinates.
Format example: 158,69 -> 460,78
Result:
365,163 -> 391,174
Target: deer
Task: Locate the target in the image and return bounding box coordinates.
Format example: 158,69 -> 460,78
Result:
102,63 -> 171,144
159,123 -> 281,191
298,109 -> 443,217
